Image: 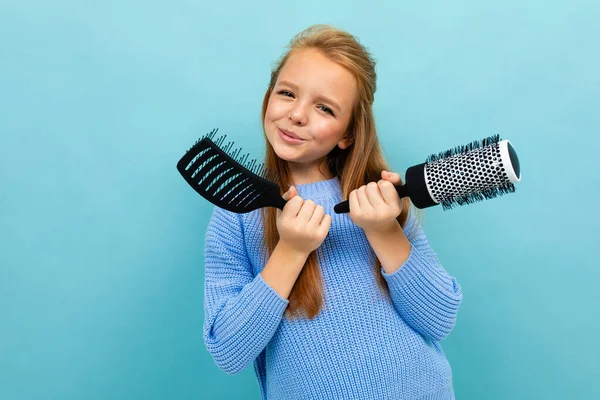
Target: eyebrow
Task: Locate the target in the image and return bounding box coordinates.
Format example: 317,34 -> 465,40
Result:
278,80 -> 342,113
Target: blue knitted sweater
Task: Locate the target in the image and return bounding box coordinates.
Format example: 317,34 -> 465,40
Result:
203,177 -> 463,399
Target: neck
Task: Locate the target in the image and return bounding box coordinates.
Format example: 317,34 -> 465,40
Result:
287,160 -> 332,185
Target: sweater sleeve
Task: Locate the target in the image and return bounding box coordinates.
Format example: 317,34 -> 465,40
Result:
203,206 -> 289,374
380,215 -> 463,342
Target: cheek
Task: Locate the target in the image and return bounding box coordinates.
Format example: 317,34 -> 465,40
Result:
313,119 -> 345,142
264,104 -> 274,123
265,98 -> 286,121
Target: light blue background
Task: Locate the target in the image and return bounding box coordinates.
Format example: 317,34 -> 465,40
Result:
1,1 -> 598,399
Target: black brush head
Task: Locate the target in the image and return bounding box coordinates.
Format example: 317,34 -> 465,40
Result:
177,129 -> 287,213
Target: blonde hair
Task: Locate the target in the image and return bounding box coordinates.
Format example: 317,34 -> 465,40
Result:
260,24 -> 413,320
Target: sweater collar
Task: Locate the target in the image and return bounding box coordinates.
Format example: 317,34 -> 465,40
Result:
293,176 -> 341,201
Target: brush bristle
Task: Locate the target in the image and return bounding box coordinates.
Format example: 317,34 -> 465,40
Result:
426,134 -> 501,163
195,128 -> 277,183
440,181 -> 516,210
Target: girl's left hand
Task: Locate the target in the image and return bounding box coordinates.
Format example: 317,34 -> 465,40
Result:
348,170 -> 403,233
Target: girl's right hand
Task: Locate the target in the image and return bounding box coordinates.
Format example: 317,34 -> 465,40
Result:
276,186 -> 332,255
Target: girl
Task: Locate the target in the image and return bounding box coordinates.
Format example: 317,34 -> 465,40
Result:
203,24 -> 463,400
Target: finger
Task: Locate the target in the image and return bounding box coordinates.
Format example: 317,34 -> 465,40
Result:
282,185 -> 297,201
356,186 -> 373,210
308,205 -> 325,227
281,195 -> 304,219
297,199 -> 317,223
278,186 -> 297,217
349,189 -> 359,213
316,214 -> 332,237
378,179 -> 400,206
382,170 -> 402,185
366,182 -> 386,208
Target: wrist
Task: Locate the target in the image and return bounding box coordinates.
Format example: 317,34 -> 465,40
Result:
363,220 -> 401,237
276,240 -> 311,261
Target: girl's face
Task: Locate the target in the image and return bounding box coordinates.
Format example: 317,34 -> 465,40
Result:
264,48 -> 357,182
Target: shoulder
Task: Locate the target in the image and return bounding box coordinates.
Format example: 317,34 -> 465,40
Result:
210,205 -> 262,231
205,206 -> 264,244
208,205 -> 242,227
205,206 -> 247,247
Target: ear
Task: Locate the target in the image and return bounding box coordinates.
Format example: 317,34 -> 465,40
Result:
337,133 -> 354,150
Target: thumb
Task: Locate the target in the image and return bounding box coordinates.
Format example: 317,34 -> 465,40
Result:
282,185 -> 297,201
278,186 -> 296,217
382,170 -> 402,185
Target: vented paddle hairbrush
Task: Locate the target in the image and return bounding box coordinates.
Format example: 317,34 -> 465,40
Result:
334,134 -> 521,213
176,128 -> 286,213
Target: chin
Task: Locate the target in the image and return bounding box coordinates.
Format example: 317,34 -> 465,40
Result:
271,145 -> 298,162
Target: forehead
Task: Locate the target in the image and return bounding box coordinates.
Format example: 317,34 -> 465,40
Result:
277,48 -> 357,102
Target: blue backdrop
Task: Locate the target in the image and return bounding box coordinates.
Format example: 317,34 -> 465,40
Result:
1,1 -> 598,399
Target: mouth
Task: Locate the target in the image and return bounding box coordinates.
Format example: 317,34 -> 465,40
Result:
278,128 -> 305,143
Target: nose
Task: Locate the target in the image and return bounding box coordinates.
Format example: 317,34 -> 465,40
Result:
288,103 -> 308,126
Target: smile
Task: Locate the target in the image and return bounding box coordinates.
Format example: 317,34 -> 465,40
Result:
278,128 -> 305,144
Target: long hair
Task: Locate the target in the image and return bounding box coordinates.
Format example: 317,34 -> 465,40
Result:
260,24 -> 414,320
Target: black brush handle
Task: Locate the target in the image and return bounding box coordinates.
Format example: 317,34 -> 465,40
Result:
333,164 -> 437,213
333,184 -> 410,213
266,186 -> 288,210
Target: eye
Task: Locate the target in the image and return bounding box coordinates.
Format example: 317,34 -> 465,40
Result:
318,105 -> 334,116
277,90 -> 294,97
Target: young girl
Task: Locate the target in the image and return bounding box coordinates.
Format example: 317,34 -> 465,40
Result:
203,24 -> 463,400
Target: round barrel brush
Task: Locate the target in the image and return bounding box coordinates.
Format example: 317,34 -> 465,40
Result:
334,134 -> 521,213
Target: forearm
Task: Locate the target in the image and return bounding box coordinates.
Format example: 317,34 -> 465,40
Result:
368,217 -> 462,341
260,241 -> 310,299
364,220 -> 411,274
